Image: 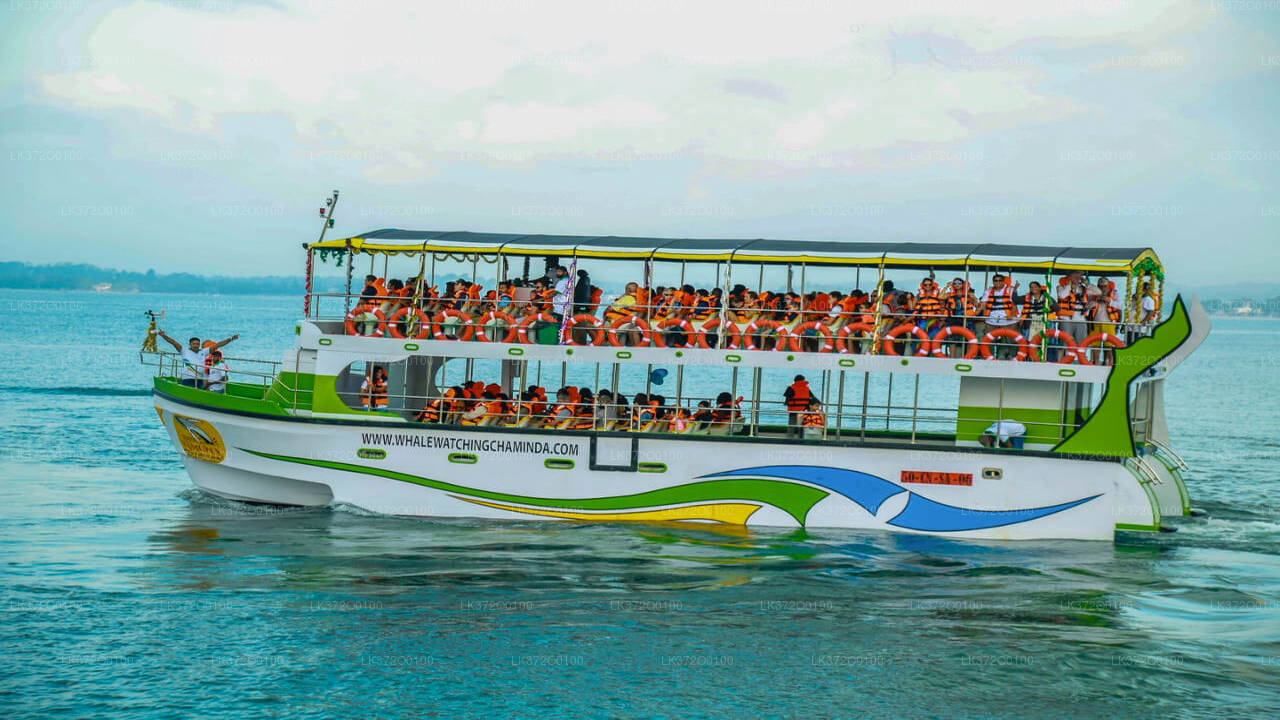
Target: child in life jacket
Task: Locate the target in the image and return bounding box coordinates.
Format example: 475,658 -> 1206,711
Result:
800,398 -> 826,439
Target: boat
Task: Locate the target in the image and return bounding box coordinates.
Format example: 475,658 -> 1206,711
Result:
146,191 -> 1209,541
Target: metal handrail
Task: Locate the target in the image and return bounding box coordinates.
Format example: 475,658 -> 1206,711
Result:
1127,456 -> 1163,486
1147,438 -> 1189,471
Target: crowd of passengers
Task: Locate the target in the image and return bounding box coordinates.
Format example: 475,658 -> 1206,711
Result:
351,265 -> 1161,354
359,371 -> 832,439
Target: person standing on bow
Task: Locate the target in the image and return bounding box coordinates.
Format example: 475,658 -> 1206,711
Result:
157,330 -> 239,389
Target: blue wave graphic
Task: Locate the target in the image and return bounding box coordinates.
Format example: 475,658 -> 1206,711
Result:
887,493 -> 1103,532
699,465 -> 905,515
701,465 -> 1102,532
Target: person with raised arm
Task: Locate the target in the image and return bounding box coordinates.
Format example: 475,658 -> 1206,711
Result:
157,330 -> 239,389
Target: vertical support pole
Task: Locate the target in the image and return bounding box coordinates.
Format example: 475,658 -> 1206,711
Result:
911,374 -> 920,442
886,372 -> 894,431
869,259 -> 887,354
675,365 -> 684,409
750,367 -> 762,436
644,259 -> 654,329
344,241 -> 353,315
303,248 -> 314,318
860,372 -> 869,439
836,370 -> 846,438
717,259 -> 733,349
820,369 -> 830,439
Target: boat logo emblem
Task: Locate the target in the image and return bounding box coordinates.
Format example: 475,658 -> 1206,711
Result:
173,414 -> 226,464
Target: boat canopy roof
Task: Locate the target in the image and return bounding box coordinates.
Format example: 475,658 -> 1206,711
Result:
309,229 -> 1161,274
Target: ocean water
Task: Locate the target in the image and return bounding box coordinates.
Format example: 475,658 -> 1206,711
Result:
0,287 -> 1277,719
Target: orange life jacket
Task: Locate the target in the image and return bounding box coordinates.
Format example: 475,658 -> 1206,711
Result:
785,380 -> 811,412
1057,291 -> 1085,319
1021,294 -> 1054,320
416,398 -> 442,422
983,286 -> 1016,315
362,379 -> 388,408
947,291 -> 974,318
603,294 -> 639,321
801,412 -> 825,428
915,292 -> 945,317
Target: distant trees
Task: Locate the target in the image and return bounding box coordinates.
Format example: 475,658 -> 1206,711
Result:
0,261 -> 347,295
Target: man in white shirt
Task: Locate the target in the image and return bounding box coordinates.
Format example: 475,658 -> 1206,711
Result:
157,330 -> 239,389
1056,271 -> 1089,344
980,420 -> 1027,449
550,265 -> 571,320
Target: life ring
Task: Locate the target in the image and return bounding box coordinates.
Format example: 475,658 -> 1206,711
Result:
979,327 -> 1031,361
606,316 -> 652,347
787,321 -> 835,353
741,319 -> 789,351
653,317 -> 697,348
474,310 -> 518,343
1027,328 -> 1082,364
564,313 -> 606,346
881,324 -> 931,357
1076,331 -> 1126,366
432,309 -> 475,342
695,318 -> 741,349
928,325 -> 979,359
516,312 -> 558,344
344,304 -> 387,337
835,322 -> 875,354
386,306 -> 431,339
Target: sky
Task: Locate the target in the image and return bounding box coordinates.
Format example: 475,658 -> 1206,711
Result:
1,0 -> 1278,282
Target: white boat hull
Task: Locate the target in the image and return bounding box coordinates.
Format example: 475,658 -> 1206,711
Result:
154,391 -> 1155,542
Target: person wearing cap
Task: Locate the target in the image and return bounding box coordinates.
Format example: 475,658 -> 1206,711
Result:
156,330 -> 239,389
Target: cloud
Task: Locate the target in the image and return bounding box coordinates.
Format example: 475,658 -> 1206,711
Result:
35,0 -> 1212,181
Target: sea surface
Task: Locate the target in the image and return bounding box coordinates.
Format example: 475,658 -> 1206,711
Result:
0,288 -> 1277,719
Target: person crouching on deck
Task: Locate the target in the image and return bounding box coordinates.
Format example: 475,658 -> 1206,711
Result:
157,330 -> 239,389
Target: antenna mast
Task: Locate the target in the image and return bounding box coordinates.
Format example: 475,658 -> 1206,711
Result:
304,190 -> 340,318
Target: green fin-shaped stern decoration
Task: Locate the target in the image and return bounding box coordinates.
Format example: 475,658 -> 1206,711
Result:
1053,296 -> 1193,459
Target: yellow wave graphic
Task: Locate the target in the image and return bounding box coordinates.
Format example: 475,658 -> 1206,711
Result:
453,496 -> 761,525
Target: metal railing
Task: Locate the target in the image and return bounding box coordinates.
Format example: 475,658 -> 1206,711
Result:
142,351 -> 282,393
307,291 -> 1155,365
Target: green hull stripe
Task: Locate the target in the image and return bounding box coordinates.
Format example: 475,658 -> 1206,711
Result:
244,449 -> 830,525
1115,523 -> 1160,532
156,378 -> 288,416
